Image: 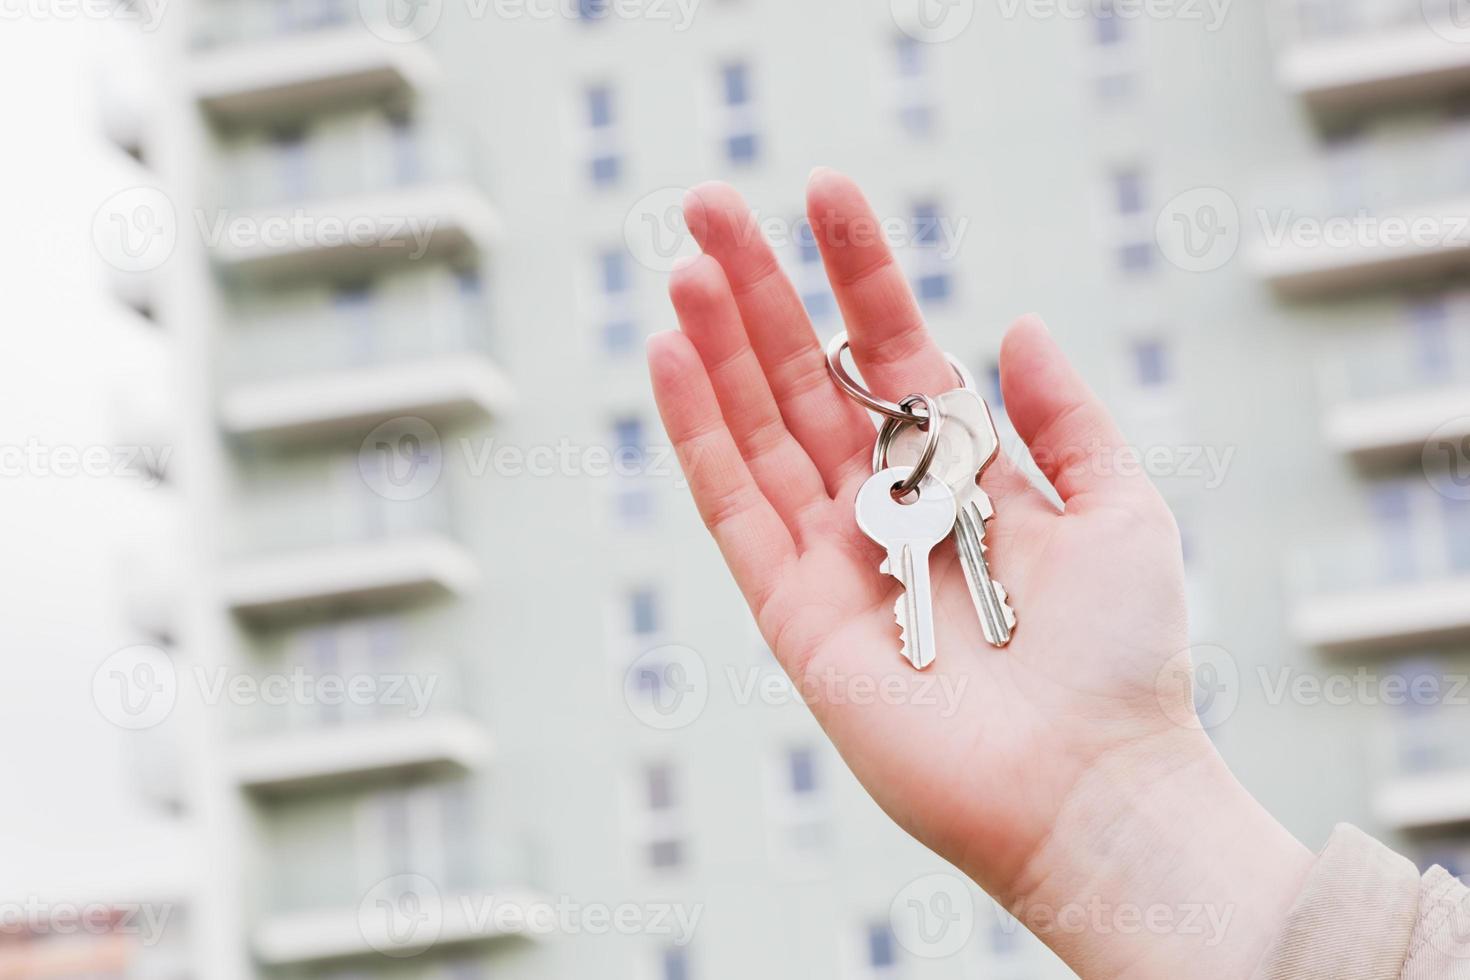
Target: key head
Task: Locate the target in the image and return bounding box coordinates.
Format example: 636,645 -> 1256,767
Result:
886,389 -> 999,507
855,467 -> 957,549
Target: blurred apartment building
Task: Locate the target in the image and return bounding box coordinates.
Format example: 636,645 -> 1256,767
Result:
1265,0 -> 1470,874
85,0 -> 1470,978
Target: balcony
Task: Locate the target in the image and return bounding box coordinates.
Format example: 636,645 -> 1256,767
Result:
204,118 -> 497,279
222,490 -> 476,618
1250,123 -> 1470,296
191,0 -> 439,123
254,802 -> 542,964
1374,708 -> 1470,829
1290,516 -> 1470,653
254,886 -> 544,965
219,274 -> 510,440
1321,314 -> 1470,461
232,714 -> 491,793
1275,0 -> 1470,113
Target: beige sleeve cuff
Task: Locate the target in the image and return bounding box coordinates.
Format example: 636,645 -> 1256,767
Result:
1252,824 -> 1421,980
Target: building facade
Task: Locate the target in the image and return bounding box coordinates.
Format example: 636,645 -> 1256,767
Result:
91,0 -> 1470,977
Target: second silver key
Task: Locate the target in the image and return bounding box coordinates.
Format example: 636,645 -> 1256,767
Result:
888,389 -> 1016,647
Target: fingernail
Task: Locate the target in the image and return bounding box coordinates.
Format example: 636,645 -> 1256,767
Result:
671,255 -> 700,272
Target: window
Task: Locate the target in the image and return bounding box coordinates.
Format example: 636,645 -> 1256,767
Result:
385,108 -> 419,184
637,763 -> 687,871
722,63 -> 751,106
610,410 -> 655,527
1119,240 -> 1154,272
1113,167 -> 1145,216
596,249 -> 638,355
866,922 -> 898,970
585,84 -> 621,186
661,947 -> 691,980
630,587 -> 660,636
1095,0 -> 1123,45
788,747 -> 816,795
894,35 -> 936,138
718,62 -> 760,165
768,745 -> 829,868
613,415 -> 646,467
1129,338 -> 1169,388
1409,299 -> 1452,382
271,125 -> 311,202
910,200 -> 952,306
1370,483 -> 1416,584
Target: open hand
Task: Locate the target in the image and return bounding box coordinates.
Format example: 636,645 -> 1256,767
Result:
647,170 -> 1308,979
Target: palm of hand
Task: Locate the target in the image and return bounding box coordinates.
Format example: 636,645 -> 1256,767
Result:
649,172 -> 1193,903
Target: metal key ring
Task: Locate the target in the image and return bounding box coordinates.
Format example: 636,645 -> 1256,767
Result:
825,331 -> 976,423
876,394 -> 944,499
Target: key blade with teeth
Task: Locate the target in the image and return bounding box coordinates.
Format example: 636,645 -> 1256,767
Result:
856,467 -> 956,670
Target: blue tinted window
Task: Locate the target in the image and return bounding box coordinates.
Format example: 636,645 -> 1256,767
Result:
587,85 -> 613,128
662,947 -> 690,980
726,132 -> 759,164
913,202 -> 942,247
1410,300 -> 1452,381
604,319 -> 637,355
631,587 -> 659,636
789,748 -> 816,795
896,35 -> 924,76
722,63 -> 750,106
591,154 -> 621,185
1115,169 -> 1145,215
1131,339 -> 1168,388
1120,241 -> 1154,272
916,273 -> 951,303
1096,0 -> 1123,44
867,923 -> 896,968
802,290 -> 834,320
602,250 -> 630,294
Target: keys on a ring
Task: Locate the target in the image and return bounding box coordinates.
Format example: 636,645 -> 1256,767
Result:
827,332 -> 1017,668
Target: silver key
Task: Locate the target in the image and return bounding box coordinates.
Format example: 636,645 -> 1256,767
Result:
855,467 -> 957,670
888,390 -> 1016,647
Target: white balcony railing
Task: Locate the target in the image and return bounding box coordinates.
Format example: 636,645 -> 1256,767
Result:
1375,703 -> 1470,828
219,273 -> 511,437
1321,313 -> 1470,458
1274,0 -> 1470,110
232,713 -> 492,793
1250,122 -> 1470,295
202,113 -> 498,279
221,484 -> 477,616
191,0 -> 440,122
1290,514 -> 1470,651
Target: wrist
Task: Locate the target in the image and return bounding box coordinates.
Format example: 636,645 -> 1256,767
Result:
997,728 -> 1312,980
